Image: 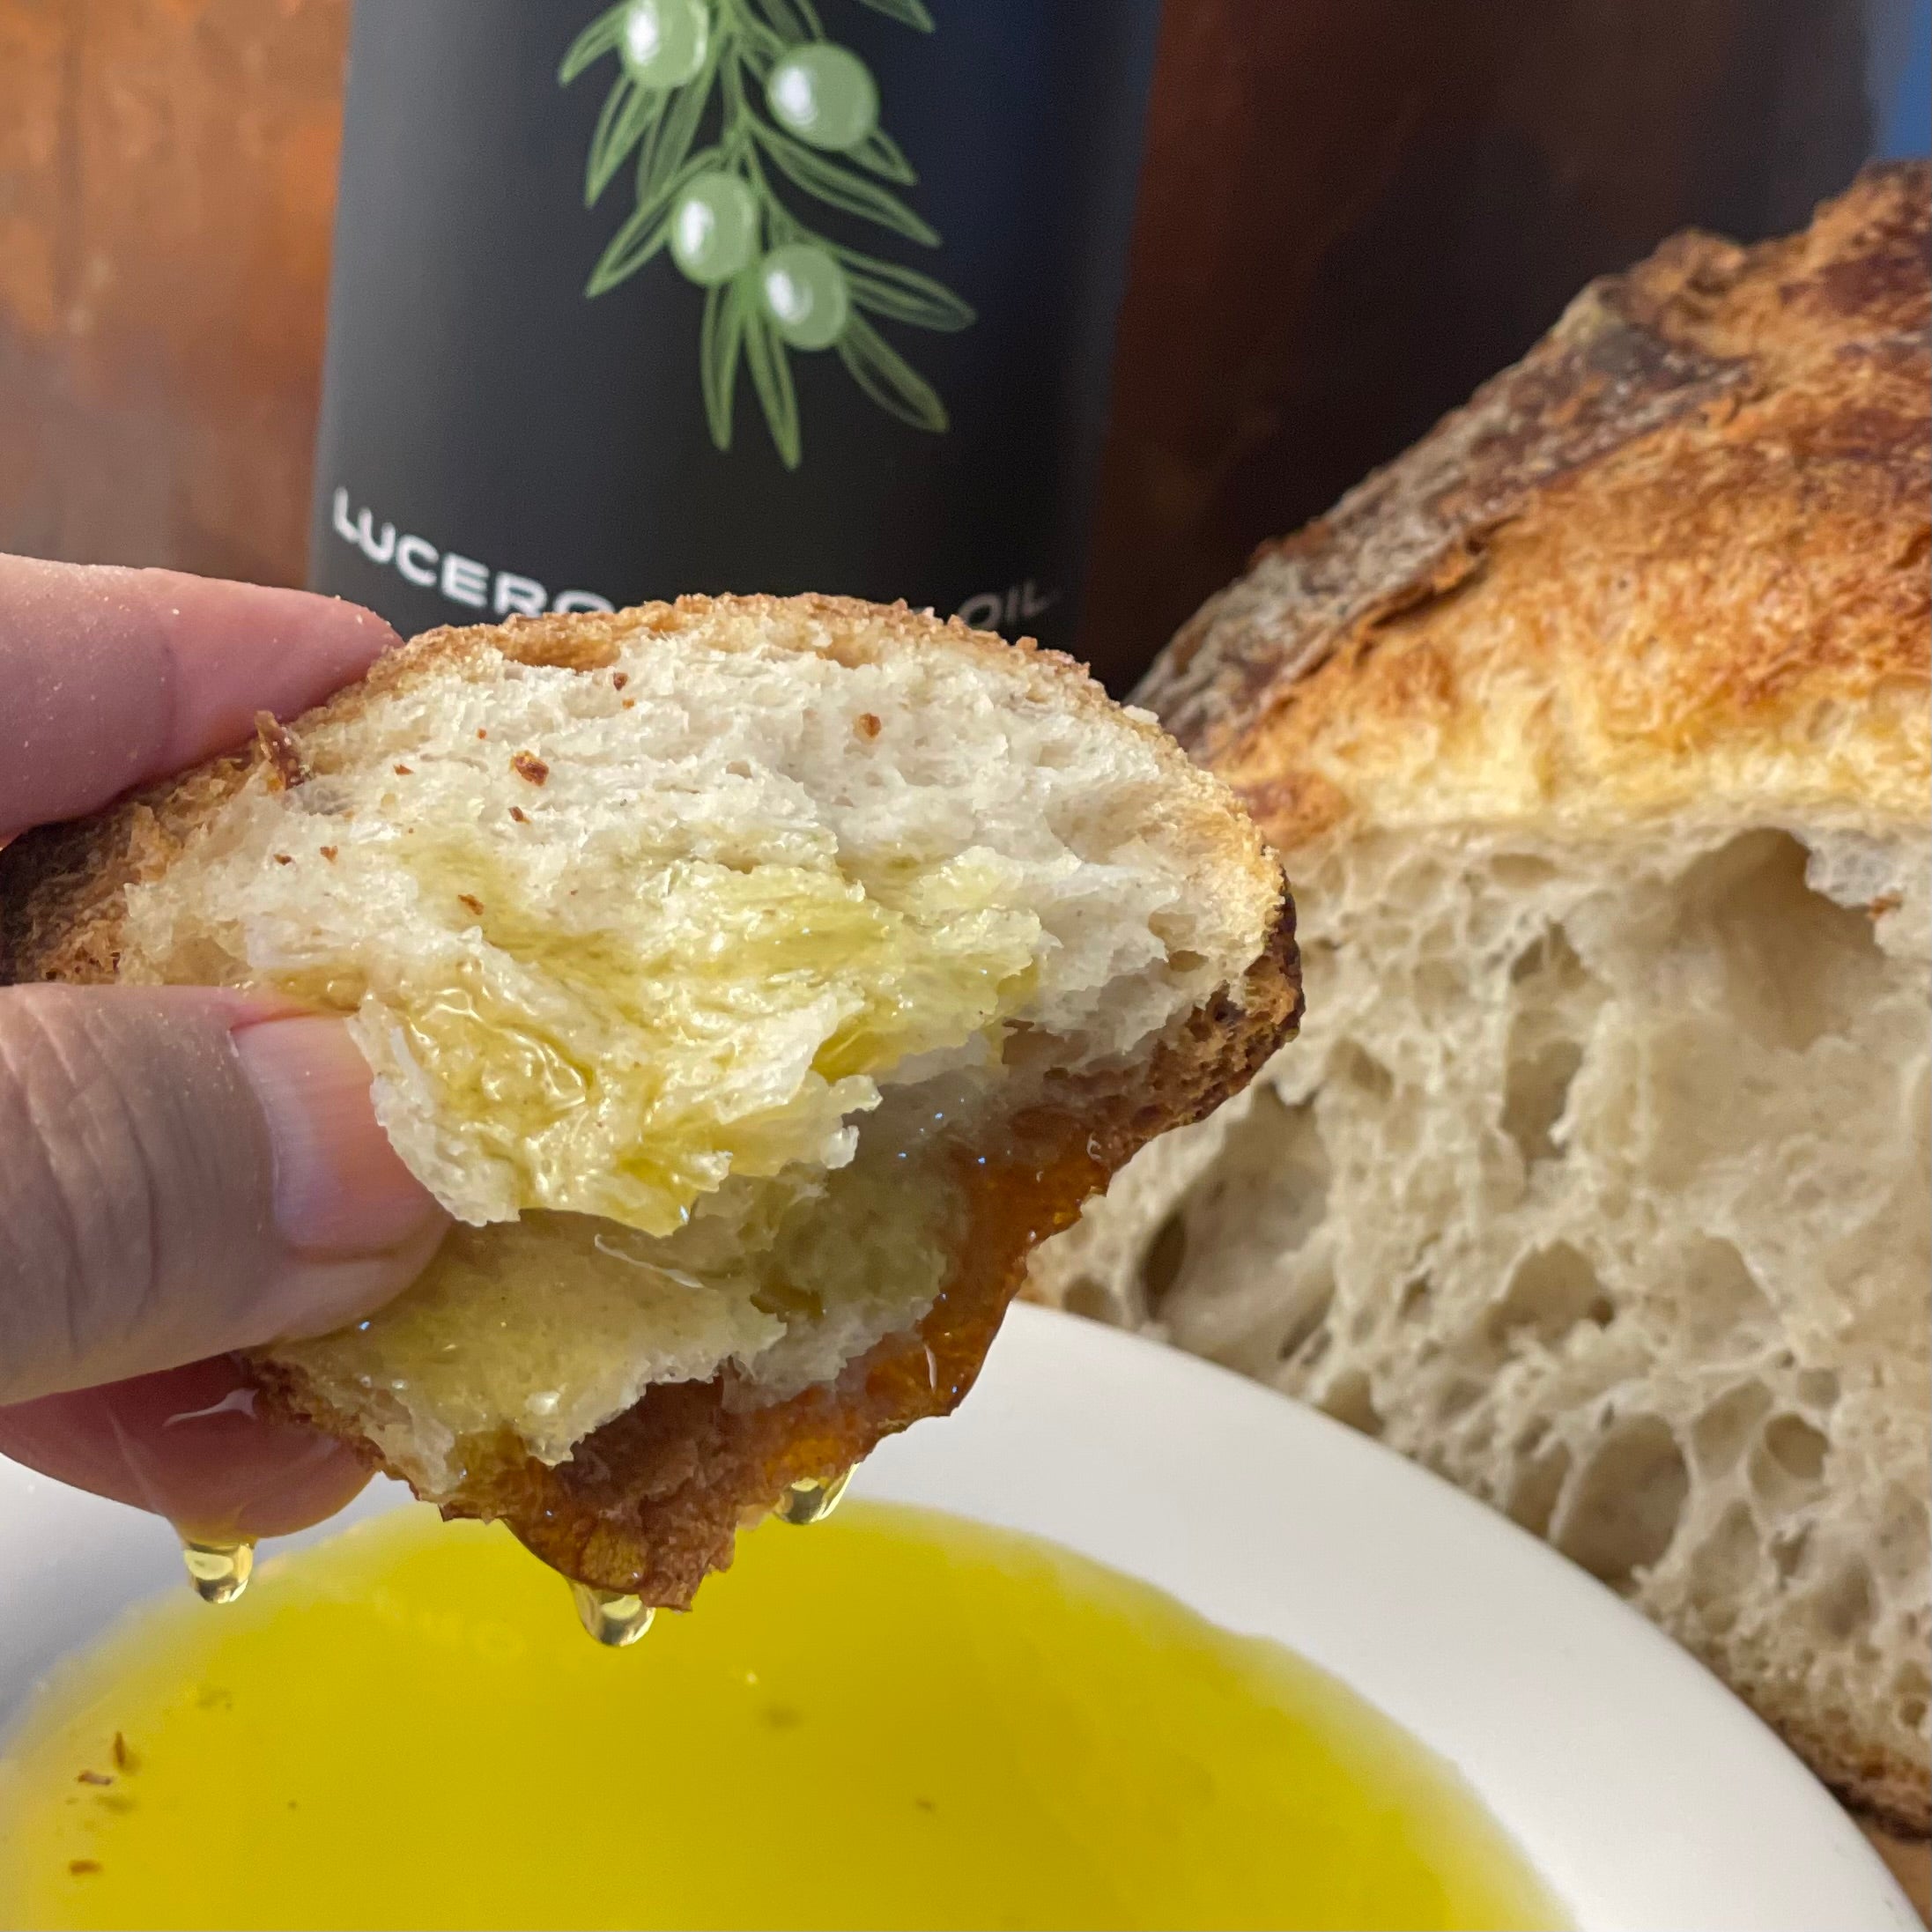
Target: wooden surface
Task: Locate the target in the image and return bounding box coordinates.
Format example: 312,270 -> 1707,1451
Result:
1076,0 -> 1876,685
0,0 -> 345,585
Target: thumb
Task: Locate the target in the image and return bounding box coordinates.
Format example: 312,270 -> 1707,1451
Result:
0,985 -> 447,1405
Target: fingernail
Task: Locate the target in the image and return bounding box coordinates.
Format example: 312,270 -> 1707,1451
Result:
233,1017 -> 443,1255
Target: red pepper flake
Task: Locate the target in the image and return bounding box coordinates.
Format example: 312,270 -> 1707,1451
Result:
509,805 -> 529,824
512,752 -> 550,786
77,1770 -> 113,1787
319,846 -> 339,862
477,728 -> 488,739
70,1861 -> 101,1876
621,698 -> 635,709
393,763 -> 413,776
254,712 -> 309,791
273,853 -> 294,866
457,893 -> 485,917
854,713 -> 882,741
611,671 -> 629,690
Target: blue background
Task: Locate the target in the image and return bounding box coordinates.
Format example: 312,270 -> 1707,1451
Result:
1875,0 -> 1931,154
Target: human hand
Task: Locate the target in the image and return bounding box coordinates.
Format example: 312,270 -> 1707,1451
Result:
0,557 -> 448,1541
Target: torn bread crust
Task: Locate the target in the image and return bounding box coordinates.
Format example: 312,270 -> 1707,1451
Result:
0,595 -> 1301,1605
1150,160 -> 1931,845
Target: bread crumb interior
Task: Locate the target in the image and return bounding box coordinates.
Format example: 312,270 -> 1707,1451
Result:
110,610 -> 1272,1485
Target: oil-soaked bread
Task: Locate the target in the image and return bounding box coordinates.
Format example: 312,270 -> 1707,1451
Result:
1,593 -> 1299,1607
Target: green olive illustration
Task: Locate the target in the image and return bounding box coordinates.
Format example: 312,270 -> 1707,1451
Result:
766,44 -> 879,153
619,0 -> 709,88
670,172 -> 760,285
563,0 -> 970,465
759,243 -> 851,350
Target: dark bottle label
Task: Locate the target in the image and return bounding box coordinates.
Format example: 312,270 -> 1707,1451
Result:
310,0 -> 1160,655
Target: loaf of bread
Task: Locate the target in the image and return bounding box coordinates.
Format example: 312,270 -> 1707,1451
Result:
0,594 -> 1299,1606
1029,164 -> 1930,1831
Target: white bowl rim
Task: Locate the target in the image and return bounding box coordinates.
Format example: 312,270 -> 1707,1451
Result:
0,1302 -> 1915,1931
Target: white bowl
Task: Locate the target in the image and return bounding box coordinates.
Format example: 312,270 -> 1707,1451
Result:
0,1304 -> 1915,1930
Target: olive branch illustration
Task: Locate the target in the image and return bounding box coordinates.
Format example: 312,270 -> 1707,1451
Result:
560,0 -> 974,470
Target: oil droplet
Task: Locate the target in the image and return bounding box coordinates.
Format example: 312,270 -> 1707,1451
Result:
568,1580 -> 655,1648
178,1539 -> 254,1605
775,1469 -> 852,1527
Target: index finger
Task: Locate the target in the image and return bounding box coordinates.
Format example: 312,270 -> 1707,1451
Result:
0,555 -> 399,839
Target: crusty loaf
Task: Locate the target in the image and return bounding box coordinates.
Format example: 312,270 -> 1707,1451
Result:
0,593 -> 1300,1606
1029,164 -> 1930,1831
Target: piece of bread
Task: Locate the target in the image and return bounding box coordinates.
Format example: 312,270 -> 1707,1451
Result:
0,594 -> 1299,1608
1027,163 -> 1930,1832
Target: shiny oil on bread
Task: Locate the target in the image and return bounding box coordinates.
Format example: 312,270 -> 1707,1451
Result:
1,593 -> 1300,1605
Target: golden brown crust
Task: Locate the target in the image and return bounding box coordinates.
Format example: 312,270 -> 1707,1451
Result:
1144,162 -> 1931,855
0,593 -> 1299,1607
1129,167 -> 1929,1833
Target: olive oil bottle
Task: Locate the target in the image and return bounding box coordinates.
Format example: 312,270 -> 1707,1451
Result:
310,0 -> 1162,655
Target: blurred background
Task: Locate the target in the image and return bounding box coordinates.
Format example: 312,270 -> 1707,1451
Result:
1,0 -> 1927,681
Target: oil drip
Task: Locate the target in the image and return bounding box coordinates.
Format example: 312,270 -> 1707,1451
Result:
567,1580 -> 655,1647
176,1538 -> 254,1605
774,1469 -> 852,1526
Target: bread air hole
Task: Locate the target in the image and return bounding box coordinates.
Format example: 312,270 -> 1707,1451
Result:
1332,1040 -> 1395,1103
1687,1503 -> 1761,1632
1490,855 -> 1559,892
1505,1441 -> 1573,1538
1318,1368 -> 1383,1437
1795,1367 -> 1841,1411
1770,1525 -> 1811,1583
1059,1276 -> 1123,1327
1671,1237 -> 1775,1350
1691,1380 -> 1775,1477
1551,1414 -> 1690,1589
1138,1212 -> 1189,1313
1673,830 -> 1887,1053
1502,1039 -> 1583,1164
1277,1262 -> 1336,1365
1750,1413 -> 1831,1510
1763,1412 -> 1829,1480
1869,1487 -> 1930,1592
1486,1241 -> 1613,1348
1812,1560 -> 1877,1640
1291,1324 -> 1333,1372
1501,926 -> 1596,1165
1435,1375 -> 1486,1422
1507,922 -> 1591,990
1894,1661 -> 1930,1734
1145,1086 -> 1336,1368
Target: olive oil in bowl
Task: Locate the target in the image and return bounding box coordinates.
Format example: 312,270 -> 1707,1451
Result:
0,1503 -> 1561,1930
